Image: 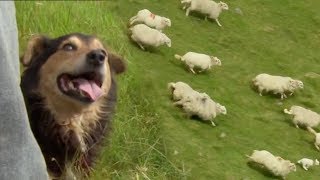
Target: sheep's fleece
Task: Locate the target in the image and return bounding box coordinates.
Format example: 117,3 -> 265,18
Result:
297,158 -> 319,171
130,24 -> 171,50
247,150 -> 296,179
252,73 -> 303,99
182,0 -> 229,26
284,105 -> 320,129
129,9 -> 171,31
174,52 -> 221,74
169,82 -> 227,126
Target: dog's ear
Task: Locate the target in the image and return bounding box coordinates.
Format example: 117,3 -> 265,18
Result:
108,53 -> 126,74
21,35 -> 49,67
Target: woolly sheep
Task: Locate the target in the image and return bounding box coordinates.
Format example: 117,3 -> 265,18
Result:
307,127 -> 320,151
252,73 -> 304,100
130,24 -> 171,50
129,9 -> 171,31
168,81 -> 195,101
297,158 -> 319,171
174,52 -> 221,74
284,106 -> 320,130
247,150 -> 296,179
174,94 -> 226,126
181,0 -> 229,27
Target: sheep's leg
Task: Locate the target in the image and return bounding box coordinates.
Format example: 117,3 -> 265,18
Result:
215,18 -> 222,27
186,7 -> 191,16
204,16 -> 208,21
137,43 -> 145,50
281,93 -> 287,100
295,124 -> 300,129
303,165 -> 308,171
130,18 -> 139,25
315,143 -> 320,151
289,92 -> 294,96
210,120 -> 216,127
189,67 -> 196,74
258,87 -> 264,96
182,5 -> 187,10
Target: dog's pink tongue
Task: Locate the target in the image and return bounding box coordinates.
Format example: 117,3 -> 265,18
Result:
73,78 -> 102,101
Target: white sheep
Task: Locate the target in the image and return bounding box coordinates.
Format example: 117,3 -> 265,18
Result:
297,158 -> 319,171
181,0 -> 229,27
252,73 -> 304,100
168,81 -> 195,101
129,9 -> 171,31
174,94 -> 226,126
130,24 -> 171,50
174,52 -> 221,74
284,106 -> 320,130
247,150 -> 296,179
306,127 -> 320,151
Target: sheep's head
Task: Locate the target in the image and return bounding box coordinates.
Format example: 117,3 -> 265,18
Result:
289,80 -> 304,90
161,18 -> 171,27
162,35 -> 171,47
315,159 -> 319,165
289,163 -> 296,172
217,103 -> 227,115
210,56 -> 222,66
219,2 -> 229,10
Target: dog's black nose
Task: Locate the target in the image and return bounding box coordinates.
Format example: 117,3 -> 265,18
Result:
87,50 -> 105,66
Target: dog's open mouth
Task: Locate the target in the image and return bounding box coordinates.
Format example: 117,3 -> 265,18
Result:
57,72 -> 103,102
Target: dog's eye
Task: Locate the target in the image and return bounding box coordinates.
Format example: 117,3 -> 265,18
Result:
62,43 -> 76,51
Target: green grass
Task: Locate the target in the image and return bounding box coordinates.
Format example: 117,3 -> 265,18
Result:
16,1 -> 320,179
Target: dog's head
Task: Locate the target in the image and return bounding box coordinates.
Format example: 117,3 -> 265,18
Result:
21,33 -> 125,110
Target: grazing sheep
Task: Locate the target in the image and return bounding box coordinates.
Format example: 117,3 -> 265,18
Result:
130,24 -> 171,50
307,127 -> 320,151
247,150 -> 296,179
181,0 -> 229,27
174,52 -> 221,74
129,9 -> 171,31
297,158 -> 319,171
252,73 -> 304,100
174,94 -> 226,126
284,106 -> 320,130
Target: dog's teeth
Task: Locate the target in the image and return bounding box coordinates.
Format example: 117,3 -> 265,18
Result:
79,90 -> 85,97
61,79 -> 68,91
68,81 -> 74,90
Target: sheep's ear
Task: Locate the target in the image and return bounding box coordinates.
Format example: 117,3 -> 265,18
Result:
21,35 -> 49,67
108,53 -> 126,74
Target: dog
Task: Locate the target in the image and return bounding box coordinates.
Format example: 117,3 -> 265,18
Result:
20,33 -> 126,178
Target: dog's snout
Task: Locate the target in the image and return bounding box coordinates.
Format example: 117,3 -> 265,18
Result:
87,50 -> 105,66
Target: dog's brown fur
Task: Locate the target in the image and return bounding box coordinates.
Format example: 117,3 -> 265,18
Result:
20,33 -> 125,178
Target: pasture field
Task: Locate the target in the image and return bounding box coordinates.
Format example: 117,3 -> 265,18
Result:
16,1 -> 320,179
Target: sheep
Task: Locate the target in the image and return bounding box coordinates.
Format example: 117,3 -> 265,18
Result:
252,73 -> 304,100
174,94 -> 226,126
247,150 -> 296,179
297,158 -> 319,171
130,24 -> 171,50
306,127 -> 320,151
283,106 -> 320,130
174,52 -> 221,74
181,0 -> 229,27
168,81 -> 195,101
129,9 -> 171,31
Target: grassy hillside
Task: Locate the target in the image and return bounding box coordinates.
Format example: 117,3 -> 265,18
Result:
16,1 -> 320,179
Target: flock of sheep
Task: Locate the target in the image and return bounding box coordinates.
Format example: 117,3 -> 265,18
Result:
127,0 -> 320,179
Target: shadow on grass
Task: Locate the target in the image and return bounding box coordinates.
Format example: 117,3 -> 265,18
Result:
247,161 -> 281,179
